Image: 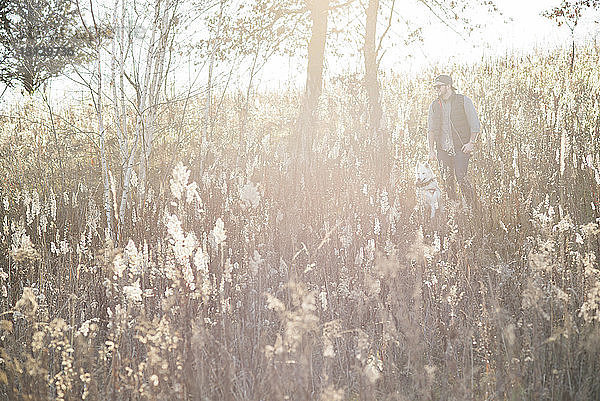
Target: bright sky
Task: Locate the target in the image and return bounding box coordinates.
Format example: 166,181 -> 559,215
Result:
387,0 -> 600,73
255,0 -> 600,89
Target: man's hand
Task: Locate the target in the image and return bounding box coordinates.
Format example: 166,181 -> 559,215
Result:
462,142 -> 475,154
428,150 -> 437,162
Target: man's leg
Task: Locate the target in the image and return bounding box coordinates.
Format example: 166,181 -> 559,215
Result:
437,149 -> 457,200
454,150 -> 474,205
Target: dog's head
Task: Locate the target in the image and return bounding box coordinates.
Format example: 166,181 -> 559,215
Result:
414,161 -> 435,185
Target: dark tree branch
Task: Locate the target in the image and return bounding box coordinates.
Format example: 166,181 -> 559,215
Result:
375,0 -> 395,59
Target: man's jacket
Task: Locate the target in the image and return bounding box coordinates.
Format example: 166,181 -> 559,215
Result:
428,93 -> 479,150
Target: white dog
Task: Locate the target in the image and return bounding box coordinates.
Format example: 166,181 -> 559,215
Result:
414,161 -> 442,220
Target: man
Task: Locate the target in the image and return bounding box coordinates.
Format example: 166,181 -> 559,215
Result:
427,74 -> 480,205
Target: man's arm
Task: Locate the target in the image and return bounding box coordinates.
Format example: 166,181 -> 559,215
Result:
462,96 -> 480,154
427,103 -> 437,161
427,130 -> 437,161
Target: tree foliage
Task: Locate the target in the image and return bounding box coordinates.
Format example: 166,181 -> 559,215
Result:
542,0 -> 599,31
542,0 -> 599,71
0,0 -> 92,94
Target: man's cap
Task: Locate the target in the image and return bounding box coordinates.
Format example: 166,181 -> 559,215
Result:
433,74 -> 456,90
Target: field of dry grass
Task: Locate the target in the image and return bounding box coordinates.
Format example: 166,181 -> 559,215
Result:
0,45 -> 599,400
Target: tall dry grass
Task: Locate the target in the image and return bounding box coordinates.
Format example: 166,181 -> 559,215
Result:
0,45 -> 599,400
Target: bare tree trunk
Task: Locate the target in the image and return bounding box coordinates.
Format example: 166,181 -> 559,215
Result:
75,0 -> 113,239
203,0 -> 225,143
136,2 -> 158,197
364,0 -> 394,180
97,46 -> 113,241
570,35 -> 575,73
300,0 -> 329,158
120,0 -> 127,155
241,43 -> 261,135
305,0 -> 328,117
203,52 -> 213,143
364,0 -> 382,137
111,0 -> 126,165
144,0 -> 171,167
116,0 -> 136,228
